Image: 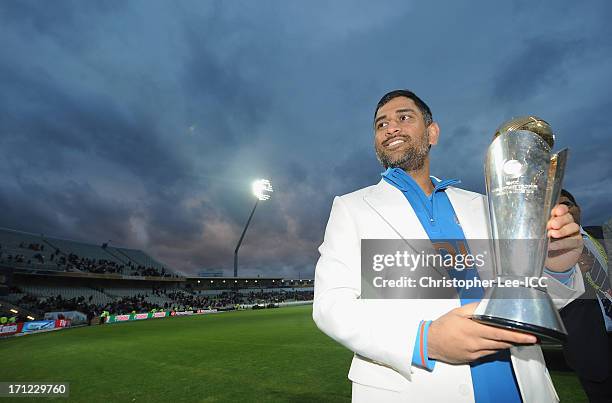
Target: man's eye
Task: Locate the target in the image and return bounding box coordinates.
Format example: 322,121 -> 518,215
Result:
377,121 -> 388,129
400,115 -> 412,121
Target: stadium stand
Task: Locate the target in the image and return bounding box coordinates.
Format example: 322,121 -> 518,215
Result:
45,237 -> 125,266
0,227 -> 313,324
110,247 -> 169,274
0,228 -> 176,277
0,229 -> 64,271
19,285 -> 113,306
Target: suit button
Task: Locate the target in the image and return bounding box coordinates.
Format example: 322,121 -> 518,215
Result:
459,384 -> 470,396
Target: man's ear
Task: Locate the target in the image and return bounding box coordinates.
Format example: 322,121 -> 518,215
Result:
428,122 -> 440,146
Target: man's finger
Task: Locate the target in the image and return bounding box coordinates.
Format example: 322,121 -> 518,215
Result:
475,323 -> 537,344
550,204 -> 569,217
473,339 -> 514,351
456,302 -> 480,317
547,213 -> 573,230
548,223 -> 580,239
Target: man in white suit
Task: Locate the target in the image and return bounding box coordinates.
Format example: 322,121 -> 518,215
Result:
313,90 -> 584,403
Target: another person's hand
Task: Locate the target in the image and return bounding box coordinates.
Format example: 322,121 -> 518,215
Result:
545,204 -> 583,272
427,302 -> 537,364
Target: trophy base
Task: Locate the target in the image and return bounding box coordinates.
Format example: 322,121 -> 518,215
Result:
472,284 -> 568,343
472,314 -> 567,343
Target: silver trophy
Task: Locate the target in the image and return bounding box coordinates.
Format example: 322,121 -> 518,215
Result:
472,116 -> 569,342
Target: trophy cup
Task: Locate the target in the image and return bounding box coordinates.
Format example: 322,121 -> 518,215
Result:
472,116 -> 569,342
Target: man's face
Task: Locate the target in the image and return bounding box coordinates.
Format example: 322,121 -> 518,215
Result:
559,195 -> 581,226
373,96 -> 439,171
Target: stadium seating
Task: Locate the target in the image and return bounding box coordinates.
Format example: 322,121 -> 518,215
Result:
19,285 -> 113,306
0,228 -> 63,271
1,228 -> 313,320
3,292 -> 26,303
112,248 -> 167,272
0,227 -> 176,277
44,238 -> 125,266
103,287 -> 152,297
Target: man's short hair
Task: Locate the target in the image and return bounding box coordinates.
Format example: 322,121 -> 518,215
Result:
374,89 -> 433,127
561,189 -> 578,207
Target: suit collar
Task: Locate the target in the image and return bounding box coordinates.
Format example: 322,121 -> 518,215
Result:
381,168 -> 461,194
363,179 -> 488,240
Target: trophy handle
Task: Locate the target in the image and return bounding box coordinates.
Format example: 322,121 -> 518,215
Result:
544,148 -> 568,216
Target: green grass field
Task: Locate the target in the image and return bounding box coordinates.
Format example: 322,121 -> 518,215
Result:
1,305 -> 587,402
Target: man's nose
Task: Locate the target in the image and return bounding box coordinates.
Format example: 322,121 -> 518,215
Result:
386,120 -> 400,136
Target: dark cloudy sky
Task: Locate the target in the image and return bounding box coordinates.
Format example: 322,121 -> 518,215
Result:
1,1 -> 610,277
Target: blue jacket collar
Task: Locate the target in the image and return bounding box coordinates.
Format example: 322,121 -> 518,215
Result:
381,167 -> 460,193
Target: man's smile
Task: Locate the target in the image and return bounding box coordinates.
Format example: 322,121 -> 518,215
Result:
383,136 -> 408,149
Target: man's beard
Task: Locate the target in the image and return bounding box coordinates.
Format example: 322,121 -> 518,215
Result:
375,131 -> 430,171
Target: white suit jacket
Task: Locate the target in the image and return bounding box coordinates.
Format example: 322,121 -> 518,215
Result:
313,179 -> 585,403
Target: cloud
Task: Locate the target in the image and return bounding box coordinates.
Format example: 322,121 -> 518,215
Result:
0,1 -> 610,277
491,36 -> 586,105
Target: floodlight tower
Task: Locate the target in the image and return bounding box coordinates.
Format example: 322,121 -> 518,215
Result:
234,179 -> 273,278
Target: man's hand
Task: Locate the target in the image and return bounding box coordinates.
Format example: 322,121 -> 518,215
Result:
427,303 -> 537,364
545,204 -> 583,272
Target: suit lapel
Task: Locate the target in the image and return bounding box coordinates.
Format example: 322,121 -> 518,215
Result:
446,187 -> 495,280
445,187 -> 489,240
364,179 -> 490,240
363,179 -> 455,294
362,179 -> 429,240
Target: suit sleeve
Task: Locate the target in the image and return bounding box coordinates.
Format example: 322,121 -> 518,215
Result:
544,264 -> 585,310
312,196 -> 421,381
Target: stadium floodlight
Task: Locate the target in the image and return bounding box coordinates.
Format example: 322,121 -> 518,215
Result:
234,179 -> 273,278
252,179 -> 273,201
